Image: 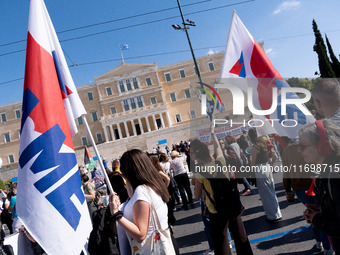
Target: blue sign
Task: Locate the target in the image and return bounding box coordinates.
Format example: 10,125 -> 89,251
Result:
158,139 -> 167,145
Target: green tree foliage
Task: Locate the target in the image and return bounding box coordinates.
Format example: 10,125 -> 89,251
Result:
286,77 -> 316,111
325,34 -> 340,77
312,20 -> 335,78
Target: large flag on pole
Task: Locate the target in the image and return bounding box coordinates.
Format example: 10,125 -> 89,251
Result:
219,11 -> 315,138
17,0 -> 91,254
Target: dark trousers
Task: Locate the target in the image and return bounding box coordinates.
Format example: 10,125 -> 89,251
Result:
174,173 -> 193,205
331,236 -> 340,254
209,213 -> 253,255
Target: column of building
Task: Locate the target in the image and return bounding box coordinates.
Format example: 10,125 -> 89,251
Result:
104,110 -> 171,142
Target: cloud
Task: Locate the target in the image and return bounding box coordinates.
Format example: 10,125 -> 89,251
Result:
207,49 -> 215,55
273,1 -> 301,15
265,48 -> 273,54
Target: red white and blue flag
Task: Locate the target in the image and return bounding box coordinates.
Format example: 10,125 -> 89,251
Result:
219,11 -> 315,138
17,0 -> 91,254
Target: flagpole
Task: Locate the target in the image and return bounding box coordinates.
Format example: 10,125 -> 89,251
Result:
219,10 -> 237,80
82,115 -> 115,195
119,44 -> 125,62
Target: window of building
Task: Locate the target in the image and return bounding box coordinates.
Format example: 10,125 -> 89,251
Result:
132,78 -> 139,89
190,110 -> 196,119
164,72 -> 171,82
179,69 -> 186,78
146,77 -> 152,86
77,117 -> 83,125
184,89 -> 191,99
137,96 -> 143,108
4,133 -> 10,143
130,98 -> 136,109
81,137 -> 88,146
208,62 -> 215,71
8,154 -> 14,164
126,79 -> 132,91
91,112 -> 98,122
175,114 -> 182,123
15,109 -> 21,119
96,133 -> 103,143
88,92 -> 93,101
1,113 -> 6,122
150,97 -> 157,105
110,107 -> 117,114
119,81 -> 125,93
123,100 -> 130,111
170,93 -> 176,102
105,87 -> 112,96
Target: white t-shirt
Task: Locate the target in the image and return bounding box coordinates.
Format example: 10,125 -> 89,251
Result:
117,185 -> 168,255
170,157 -> 187,176
0,198 -> 9,210
160,161 -> 170,175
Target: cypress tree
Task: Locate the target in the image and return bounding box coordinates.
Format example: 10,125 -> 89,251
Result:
312,19 -> 335,78
325,34 -> 340,77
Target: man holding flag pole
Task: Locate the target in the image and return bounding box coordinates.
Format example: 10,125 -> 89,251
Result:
16,0 -> 113,254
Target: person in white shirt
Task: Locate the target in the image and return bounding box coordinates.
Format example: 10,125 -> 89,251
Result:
109,149 -> 177,255
170,151 -> 193,209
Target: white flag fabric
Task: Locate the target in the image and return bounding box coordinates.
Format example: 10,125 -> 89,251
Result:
41,0 -> 86,137
219,11 -> 315,138
17,0 -> 91,254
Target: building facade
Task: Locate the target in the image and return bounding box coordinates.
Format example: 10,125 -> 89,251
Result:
0,52 -> 231,173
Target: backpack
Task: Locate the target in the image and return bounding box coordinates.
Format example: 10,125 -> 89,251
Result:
202,162 -> 244,219
88,207 -> 120,255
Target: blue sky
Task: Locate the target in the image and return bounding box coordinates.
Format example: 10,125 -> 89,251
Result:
1,0 -> 340,105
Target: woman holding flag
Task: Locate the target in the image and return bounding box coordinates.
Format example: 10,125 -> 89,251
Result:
108,149 -> 176,255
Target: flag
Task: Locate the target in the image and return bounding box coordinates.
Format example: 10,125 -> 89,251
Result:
84,146 -> 96,170
188,83 -> 201,102
206,100 -> 215,120
219,11 -> 315,138
17,0 -> 91,254
84,146 -> 91,166
120,44 -> 129,50
213,83 -> 225,113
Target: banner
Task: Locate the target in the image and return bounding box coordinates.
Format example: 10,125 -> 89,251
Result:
197,123 -> 251,144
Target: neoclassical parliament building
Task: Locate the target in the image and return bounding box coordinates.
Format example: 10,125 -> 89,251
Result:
0,52 -> 235,172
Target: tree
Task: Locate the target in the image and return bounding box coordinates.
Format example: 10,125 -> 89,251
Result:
312,19 -> 335,78
325,34 -> 340,77
286,77 -> 316,111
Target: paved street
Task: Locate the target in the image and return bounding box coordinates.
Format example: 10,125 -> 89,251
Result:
172,170 -> 320,255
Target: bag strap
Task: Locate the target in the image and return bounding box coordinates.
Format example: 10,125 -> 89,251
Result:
201,182 -> 217,212
144,186 -> 162,231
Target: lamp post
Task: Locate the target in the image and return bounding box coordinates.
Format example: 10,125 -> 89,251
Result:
172,0 -> 207,115
173,0 -> 203,88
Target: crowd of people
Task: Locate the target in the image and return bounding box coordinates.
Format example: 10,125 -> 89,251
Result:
1,79 -> 340,255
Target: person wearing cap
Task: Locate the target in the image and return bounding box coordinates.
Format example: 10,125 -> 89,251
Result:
170,150 -> 193,209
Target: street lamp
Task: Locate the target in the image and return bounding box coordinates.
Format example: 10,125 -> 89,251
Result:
172,0 -> 203,88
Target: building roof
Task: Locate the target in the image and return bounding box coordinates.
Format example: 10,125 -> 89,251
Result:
95,62 -> 156,81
